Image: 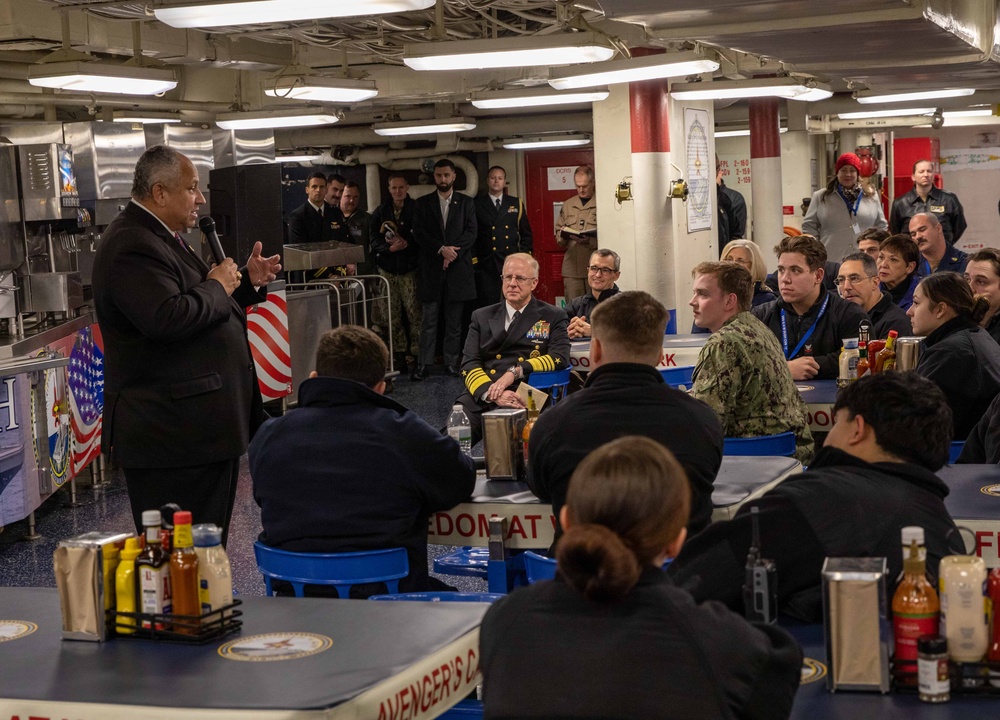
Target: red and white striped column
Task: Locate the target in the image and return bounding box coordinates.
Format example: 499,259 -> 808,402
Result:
749,97 -> 783,247
628,69 -> 676,330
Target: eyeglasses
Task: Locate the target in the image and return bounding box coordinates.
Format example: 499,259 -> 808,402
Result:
502,274 -> 536,285
834,274 -> 876,286
587,265 -> 616,276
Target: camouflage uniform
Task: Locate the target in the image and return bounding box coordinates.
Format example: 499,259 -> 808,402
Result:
692,311 -> 815,464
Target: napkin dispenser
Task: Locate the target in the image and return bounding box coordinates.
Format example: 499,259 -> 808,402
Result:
821,556 -> 891,693
54,531 -> 132,641
482,408 -> 526,481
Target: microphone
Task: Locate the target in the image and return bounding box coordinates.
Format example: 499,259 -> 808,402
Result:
198,215 -> 226,266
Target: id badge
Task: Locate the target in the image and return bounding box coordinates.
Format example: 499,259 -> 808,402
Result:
851,222 -> 861,236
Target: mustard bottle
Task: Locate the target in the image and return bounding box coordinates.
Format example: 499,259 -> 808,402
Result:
115,537 -> 142,636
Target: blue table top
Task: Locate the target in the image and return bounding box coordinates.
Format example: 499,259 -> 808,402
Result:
798,379 -> 839,405
788,623 -> 1000,717
939,464 -> 1000,522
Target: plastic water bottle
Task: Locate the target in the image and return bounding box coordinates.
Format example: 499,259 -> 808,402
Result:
447,404 -> 472,455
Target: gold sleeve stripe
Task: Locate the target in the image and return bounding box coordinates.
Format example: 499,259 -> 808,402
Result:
465,368 -> 490,395
527,355 -> 557,373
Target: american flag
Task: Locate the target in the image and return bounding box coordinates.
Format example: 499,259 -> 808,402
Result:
68,327 -> 104,476
247,288 -> 292,400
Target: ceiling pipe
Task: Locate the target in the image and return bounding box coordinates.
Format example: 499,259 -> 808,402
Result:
0,91 -> 232,112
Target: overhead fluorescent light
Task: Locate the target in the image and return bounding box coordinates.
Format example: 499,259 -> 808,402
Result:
856,88 -> 975,104
942,108 -> 993,118
275,152 -> 322,163
28,61 -> 178,95
155,0 -> 435,28
549,51 -> 720,90
216,109 -> 340,130
503,134 -> 591,150
373,117 -> 476,137
838,107 -> 935,119
471,87 -> 608,109
265,76 -> 378,103
111,111 -> 182,124
714,127 -> 789,138
670,77 -> 832,102
403,32 -> 615,72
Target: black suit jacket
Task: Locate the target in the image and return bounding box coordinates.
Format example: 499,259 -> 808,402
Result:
412,191 -> 477,303
93,202 -> 267,468
461,296 -> 569,401
474,193 -> 533,275
286,201 -> 347,244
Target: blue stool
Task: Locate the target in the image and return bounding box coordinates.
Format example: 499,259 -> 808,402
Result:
369,592 -> 503,602
527,368 -> 571,405
434,546 -> 488,579
523,551 -> 557,584
439,699 -> 484,718
434,546 -> 527,593
950,441 -> 965,464
253,542 -> 408,598
723,431 -> 796,457
660,365 -> 695,389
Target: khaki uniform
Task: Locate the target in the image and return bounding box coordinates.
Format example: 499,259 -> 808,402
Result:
555,195 -> 597,299
692,311 -> 815,464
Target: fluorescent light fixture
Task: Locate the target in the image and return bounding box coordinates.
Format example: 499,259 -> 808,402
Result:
265,76 -> 378,103
216,109 -> 340,130
549,51 -> 720,90
471,87 -> 608,109
276,153 -> 322,163
502,134 -> 591,150
112,111 -> 182,124
155,0 -> 435,28
670,77 -> 832,102
856,88 -> 975,104
28,61 -> 177,95
838,107 -> 935,119
403,32 -> 615,72
943,108 -> 993,118
714,127 -> 788,138
372,117 -> 476,137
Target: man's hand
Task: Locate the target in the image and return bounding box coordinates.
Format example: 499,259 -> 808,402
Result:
485,370 -> 516,402
567,315 -> 591,339
245,241 -> 281,287
440,245 -> 459,263
208,258 -> 242,296
495,390 -> 526,409
388,238 -> 408,252
787,357 -> 820,380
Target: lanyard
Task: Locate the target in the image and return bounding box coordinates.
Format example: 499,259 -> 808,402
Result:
836,186 -> 862,217
781,295 -> 830,360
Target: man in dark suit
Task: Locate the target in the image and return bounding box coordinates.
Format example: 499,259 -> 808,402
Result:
411,158 -> 477,380
286,171 -> 347,245
458,253 -> 570,446
93,145 -> 281,545
474,165 -> 533,305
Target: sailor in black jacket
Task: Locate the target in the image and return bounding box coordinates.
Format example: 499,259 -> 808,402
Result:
669,372 -> 961,622
483,436 -> 801,720
909,272 -> 1000,438
835,253 -> 912,339
753,235 -> 867,380
528,291 -> 722,539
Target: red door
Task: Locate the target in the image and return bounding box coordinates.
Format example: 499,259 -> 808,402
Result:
523,149 -> 595,304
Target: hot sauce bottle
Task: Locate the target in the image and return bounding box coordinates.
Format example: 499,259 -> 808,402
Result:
522,389 -> 539,467
894,538 -> 940,675
169,510 -> 201,635
856,341 -> 871,378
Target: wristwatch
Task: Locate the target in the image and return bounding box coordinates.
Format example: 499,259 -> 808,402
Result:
506,364 -> 523,380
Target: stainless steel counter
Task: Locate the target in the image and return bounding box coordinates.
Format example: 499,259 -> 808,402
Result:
0,311 -> 94,361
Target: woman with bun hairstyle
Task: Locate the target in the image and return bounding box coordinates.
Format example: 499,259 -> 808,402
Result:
909,271 -> 1000,439
479,436 -> 802,720
802,152 -> 887,263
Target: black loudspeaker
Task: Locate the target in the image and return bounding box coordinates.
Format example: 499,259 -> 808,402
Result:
207,164 -> 284,265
